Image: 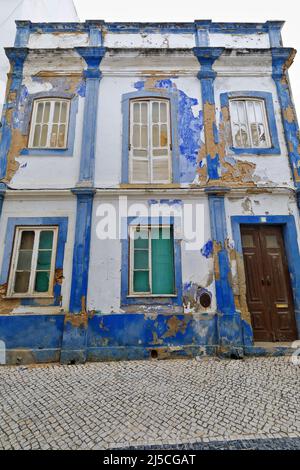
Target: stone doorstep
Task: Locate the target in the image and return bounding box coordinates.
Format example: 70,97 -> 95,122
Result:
244,342 -> 297,357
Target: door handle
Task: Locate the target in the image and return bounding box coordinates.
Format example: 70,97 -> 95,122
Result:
266,275 -> 271,286
261,278 -> 265,285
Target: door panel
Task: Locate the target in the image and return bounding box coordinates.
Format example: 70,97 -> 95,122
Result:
241,225 -> 297,342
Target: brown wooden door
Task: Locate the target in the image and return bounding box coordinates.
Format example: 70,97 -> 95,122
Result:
241,225 -> 297,342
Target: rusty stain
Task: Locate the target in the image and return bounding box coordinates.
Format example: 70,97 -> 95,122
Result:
64,311 -> 88,328
283,105 -> 295,124
163,315 -> 190,338
0,283 -> 21,314
213,241 -> 222,281
54,269 -> 64,285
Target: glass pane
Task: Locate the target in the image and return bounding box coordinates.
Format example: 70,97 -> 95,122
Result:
132,124 -> 140,147
133,149 -> 147,157
134,249 -> 149,269
141,102 -> 147,124
36,250 -> 52,270
43,102 -> 50,123
237,101 -> 247,125
152,125 -> 159,147
40,124 -> 48,147
230,101 -> 239,122
20,231 -> 34,249
58,124 -> 66,147
133,103 -> 140,123
160,102 -> 167,122
151,227 -> 174,295
60,102 -> 67,123
50,124 -> 58,147
35,271 -> 50,293
160,124 -> 168,147
134,229 -> 149,248
265,235 -> 279,249
53,102 -> 60,123
39,231 -> 54,249
152,102 -> 159,123
242,234 -> 254,248
240,125 -> 249,147
36,102 -> 44,123
33,124 -> 41,147
17,250 -> 33,270
14,271 -> 30,293
153,149 -> 168,156
133,270 -> 150,293
132,159 -> 149,182
254,101 -> 264,122
141,125 -> 148,148
246,101 -> 256,124
250,123 -> 259,147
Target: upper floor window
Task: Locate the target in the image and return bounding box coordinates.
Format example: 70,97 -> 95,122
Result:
229,98 -> 271,149
7,227 -> 58,298
28,98 -> 70,149
129,99 -> 171,183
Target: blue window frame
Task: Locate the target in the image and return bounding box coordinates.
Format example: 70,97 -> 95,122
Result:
0,217 -> 68,307
19,92 -> 78,157
121,90 -> 180,184
121,216 -> 182,306
220,91 -> 281,155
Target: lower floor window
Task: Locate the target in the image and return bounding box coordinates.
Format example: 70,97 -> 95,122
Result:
7,226 -> 58,297
129,225 -> 175,295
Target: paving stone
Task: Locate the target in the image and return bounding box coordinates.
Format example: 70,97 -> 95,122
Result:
0,357 -> 299,449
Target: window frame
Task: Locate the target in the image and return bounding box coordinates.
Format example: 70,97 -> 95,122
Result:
28,98 -> 71,150
229,97 -> 271,150
128,224 -> 176,298
129,97 -> 172,184
7,226 -> 58,299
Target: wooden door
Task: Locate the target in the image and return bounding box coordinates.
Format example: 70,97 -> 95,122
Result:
241,225 -> 297,342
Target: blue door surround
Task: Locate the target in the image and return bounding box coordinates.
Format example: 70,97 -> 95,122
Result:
231,215 -> 300,342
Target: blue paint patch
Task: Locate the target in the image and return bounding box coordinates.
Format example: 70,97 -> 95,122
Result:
207,154 -> 220,180
76,80 -> 86,97
134,80 -> 145,90
201,240 -> 213,258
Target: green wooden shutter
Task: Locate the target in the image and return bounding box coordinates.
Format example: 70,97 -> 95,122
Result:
151,227 -> 175,295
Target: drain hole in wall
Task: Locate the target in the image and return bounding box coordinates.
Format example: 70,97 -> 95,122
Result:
150,349 -> 158,359
200,292 -> 212,309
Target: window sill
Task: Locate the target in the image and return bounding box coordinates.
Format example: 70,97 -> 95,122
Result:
230,146 -> 281,155
127,294 -> 177,298
3,295 -> 55,300
20,148 -> 73,157
120,183 -> 180,189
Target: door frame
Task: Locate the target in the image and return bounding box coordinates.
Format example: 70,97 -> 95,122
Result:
231,215 -> 300,344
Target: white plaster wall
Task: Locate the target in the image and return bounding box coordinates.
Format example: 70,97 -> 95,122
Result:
87,195 -> 215,313
0,196 -> 76,310
104,33 -> 195,49
225,192 -> 300,244
28,32 -> 89,49
214,74 -> 293,188
94,73 -> 203,187
209,33 -> 270,49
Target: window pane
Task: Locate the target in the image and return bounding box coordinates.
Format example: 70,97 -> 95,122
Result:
160,102 -> 167,122
141,102 -> 147,124
134,230 -> 149,248
152,102 -> 159,123
237,101 -> 247,124
35,271 -> 50,293
14,271 -> 30,293
50,124 -> 58,147
133,270 -> 150,292
53,102 -> 60,123
20,231 -> 34,249
132,124 -> 140,147
39,231 -> 54,249
152,125 -> 159,147
153,149 -> 168,156
58,124 -> 66,147
17,250 -> 33,270
141,125 -> 148,148
33,125 -> 41,147
133,149 -> 147,157
40,124 -> 48,147
160,124 -> 168,147
43,102 -> 50,123
230,101 -> 239,123
36,102 -> 44,123
36,250 -> 52,270
60,102 -> 68,123
134,250 -> 149,269
240,125 -> 249,147
133,103 -> 140,123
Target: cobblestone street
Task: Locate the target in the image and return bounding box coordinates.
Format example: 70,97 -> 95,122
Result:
0,357 -> 300,450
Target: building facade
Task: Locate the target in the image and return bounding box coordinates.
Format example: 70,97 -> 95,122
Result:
0,20 -> 300,365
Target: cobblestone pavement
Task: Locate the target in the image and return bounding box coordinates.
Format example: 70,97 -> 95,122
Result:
0,357 -> 300,450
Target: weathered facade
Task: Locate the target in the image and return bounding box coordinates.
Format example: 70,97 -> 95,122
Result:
0,20 -> 300,365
